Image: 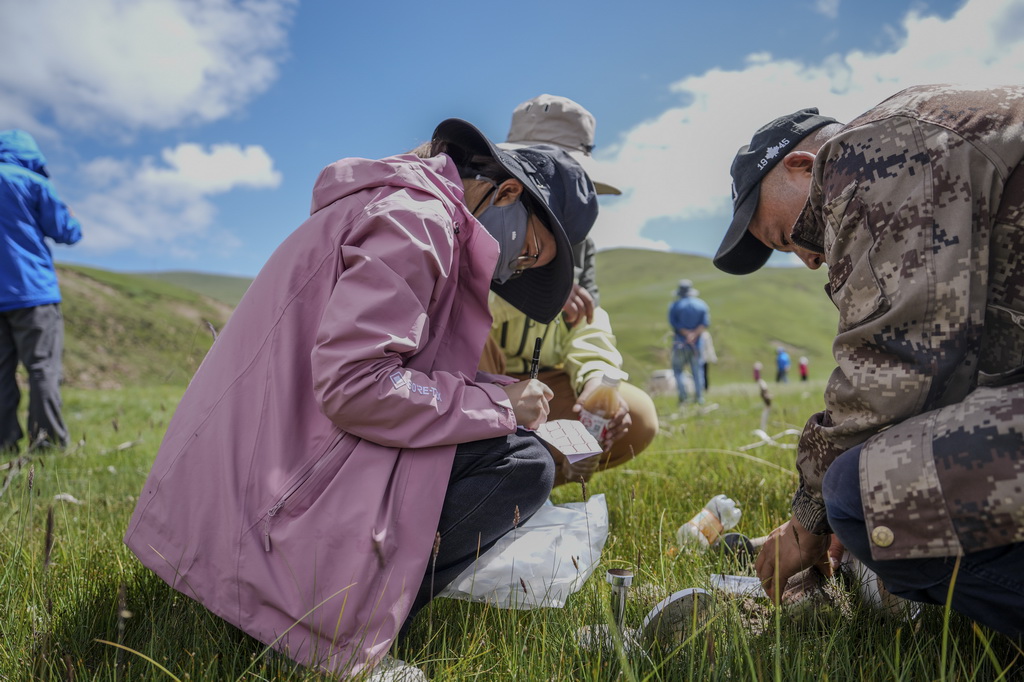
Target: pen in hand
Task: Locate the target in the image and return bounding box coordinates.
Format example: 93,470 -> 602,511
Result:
529,337 -> 542,379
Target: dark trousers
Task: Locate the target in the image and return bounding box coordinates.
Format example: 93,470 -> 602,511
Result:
404,430 -> 554,628
824,445 -> 1024,640
0,304 -> 68,450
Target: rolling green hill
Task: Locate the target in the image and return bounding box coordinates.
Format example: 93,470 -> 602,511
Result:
55,249 -> 838,390
135,270 -> 253,306
58,264 -> 233,389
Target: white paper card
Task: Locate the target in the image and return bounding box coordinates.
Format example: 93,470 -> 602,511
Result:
533,419 -> 603,463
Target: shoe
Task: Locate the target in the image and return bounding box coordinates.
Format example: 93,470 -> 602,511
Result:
640,588 -> 711,649
366,655 -> 428,682
710,533 -> 756,568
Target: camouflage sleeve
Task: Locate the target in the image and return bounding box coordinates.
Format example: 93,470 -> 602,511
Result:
791,115 -> 995,534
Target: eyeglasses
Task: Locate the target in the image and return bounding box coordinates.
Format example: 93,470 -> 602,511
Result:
508,227 -> 541,279
507,254 -> 539,280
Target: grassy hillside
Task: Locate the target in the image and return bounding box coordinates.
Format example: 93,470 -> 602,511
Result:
56,250 -> 837,390
595,249 -> 837,386
135,270 -> 252,307
58,265 -> 233,389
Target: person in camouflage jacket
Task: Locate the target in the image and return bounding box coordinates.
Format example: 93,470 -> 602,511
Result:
713,85 -> 1024,639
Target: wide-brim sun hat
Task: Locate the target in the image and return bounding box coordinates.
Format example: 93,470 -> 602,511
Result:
502,94 -> 622,196
676,278 -> 700,298
501,140 -> 621,196
432,119 -> 598,324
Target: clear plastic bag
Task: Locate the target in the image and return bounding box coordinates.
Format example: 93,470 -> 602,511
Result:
437,494 -> 609,609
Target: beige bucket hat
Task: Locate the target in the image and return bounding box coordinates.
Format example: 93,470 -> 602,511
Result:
502,94 -> 622,196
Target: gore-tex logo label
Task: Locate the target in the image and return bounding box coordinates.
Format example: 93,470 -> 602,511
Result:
389,371 -> 442,402
757,137 -> 791,171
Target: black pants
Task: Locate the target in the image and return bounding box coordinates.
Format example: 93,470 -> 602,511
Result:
403,430 -> 554,630
0,304 -> 68,450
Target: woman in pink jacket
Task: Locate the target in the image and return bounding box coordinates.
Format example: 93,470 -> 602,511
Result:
124,119 -> 597,677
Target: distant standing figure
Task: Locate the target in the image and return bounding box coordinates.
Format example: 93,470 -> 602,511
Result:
799,356 -> 809,382
753,361 -> 763,382
700,329 -> 717,391
775,347 -> 791,383
668,279 -> 710,404
0,130 -> 82,452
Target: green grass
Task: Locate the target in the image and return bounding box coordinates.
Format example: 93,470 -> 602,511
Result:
3,382 -> 1020,681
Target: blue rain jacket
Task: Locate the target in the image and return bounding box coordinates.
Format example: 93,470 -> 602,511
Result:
0,129 -> 82,312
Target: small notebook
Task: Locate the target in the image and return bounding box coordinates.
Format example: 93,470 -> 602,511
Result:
533,419 -> 603,463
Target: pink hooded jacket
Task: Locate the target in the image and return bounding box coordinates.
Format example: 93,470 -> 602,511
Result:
124,153 -> 518,675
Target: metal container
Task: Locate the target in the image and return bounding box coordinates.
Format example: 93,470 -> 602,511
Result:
606,568 -> 634,630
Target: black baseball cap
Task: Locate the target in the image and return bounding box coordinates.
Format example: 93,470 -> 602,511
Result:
432,119 -> 598,323
713,108 -> 837,275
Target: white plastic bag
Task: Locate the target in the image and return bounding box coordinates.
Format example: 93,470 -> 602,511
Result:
437,494 -> 609,609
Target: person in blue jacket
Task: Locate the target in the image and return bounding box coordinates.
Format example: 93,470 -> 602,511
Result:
668,279 -> 710,405
776,347 -> 791,383
0,130 -> 82,451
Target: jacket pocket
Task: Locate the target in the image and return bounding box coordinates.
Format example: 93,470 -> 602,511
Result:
259,431 -> 346,553
827,252 -> 890,333
822,182 -> 890,333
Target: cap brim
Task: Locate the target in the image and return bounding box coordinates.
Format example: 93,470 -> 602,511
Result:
712,186 -> 772,275
434,119 -> 575,323
500,141 -> 621,195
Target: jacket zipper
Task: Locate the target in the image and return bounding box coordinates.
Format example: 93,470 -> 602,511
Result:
263,437 -> 342,552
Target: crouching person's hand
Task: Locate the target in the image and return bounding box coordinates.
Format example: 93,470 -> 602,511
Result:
502,379 -> 554,430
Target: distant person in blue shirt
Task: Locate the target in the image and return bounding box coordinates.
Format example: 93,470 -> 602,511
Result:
668,279 -> 710,405
0,130 -> 83,451
776,347 -> 791,383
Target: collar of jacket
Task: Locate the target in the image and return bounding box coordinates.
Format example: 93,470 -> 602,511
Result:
790,198 -> 824,254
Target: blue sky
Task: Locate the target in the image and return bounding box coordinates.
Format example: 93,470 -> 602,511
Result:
3,0 -> 1022,277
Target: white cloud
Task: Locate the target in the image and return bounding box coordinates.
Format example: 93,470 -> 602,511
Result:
74,143 -> 281,256
0,0 -> 296,133
0,0 -> 293,263
596,0 -> 1024,258
141,143 -> 283,194
814,0 -> 841,19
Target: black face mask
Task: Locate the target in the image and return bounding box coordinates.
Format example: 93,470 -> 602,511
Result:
475,189 -> 529,284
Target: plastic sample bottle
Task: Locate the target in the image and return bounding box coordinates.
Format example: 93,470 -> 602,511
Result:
676,494 -> 742,549
578,372 -> 623,442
